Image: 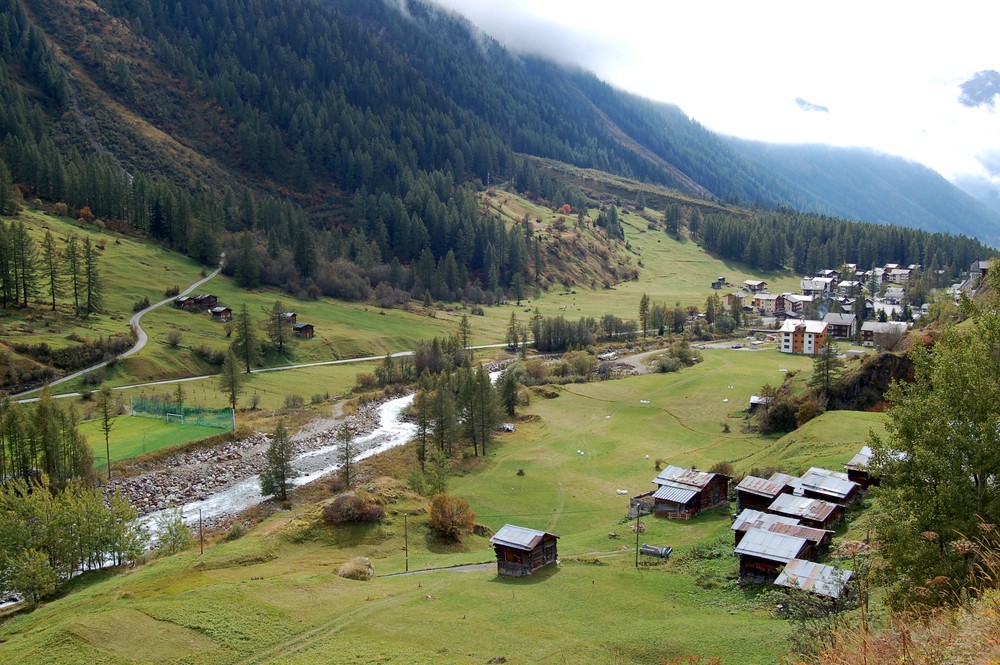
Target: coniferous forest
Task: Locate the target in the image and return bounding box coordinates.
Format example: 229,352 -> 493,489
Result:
0,0 -> 995,308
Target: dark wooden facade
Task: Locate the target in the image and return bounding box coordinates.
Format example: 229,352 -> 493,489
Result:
490,525 -> 559,577
294,323 -> 315,338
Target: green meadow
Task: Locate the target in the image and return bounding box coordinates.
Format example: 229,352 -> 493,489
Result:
79,415 -> 224,467
0,348 -> 887,664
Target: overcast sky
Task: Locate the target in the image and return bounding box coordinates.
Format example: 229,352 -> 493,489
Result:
429,0 -> 1000,188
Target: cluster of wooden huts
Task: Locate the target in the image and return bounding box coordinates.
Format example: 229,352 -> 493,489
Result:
629,465 -> 731,519
731,466 -> 860,598
174,293 -> 233,321
172,297 -> 315,338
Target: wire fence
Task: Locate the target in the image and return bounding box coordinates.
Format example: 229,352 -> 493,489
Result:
129,397 -> 234,431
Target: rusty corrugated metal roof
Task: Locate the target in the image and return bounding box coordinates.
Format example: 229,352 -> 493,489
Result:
736,476 -> 786,498
768,494 -> 839,523
653,465 -> 718,489
776,559 -> 853,598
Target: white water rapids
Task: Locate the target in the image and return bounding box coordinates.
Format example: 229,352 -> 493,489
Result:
141,393 -> 416,535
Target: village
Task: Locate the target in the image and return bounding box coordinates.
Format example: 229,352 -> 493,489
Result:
709,258 -> 994,356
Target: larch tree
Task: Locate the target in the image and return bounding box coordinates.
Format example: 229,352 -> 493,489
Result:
260,420 -> 294,501
95,384 -> 118,484
337,423 -> 354,488
264,299 -> 295,354
41,231 -> 63,311
230,304 -> 260,373
218,349 -> 245,413
64,235 -> 82,316
82,236 -> 102,315
639,292 -> 650,338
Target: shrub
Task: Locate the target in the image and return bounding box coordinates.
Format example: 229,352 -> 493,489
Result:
164,285 -> 180,297
428,493 -> 475,542
166,329 -> 182,348
337,557 -> 375,581
224,523 -> 248,541
133,296 -> 151,312
322,491 -> 385,525
656,356 -> 681,373
311,394 -> 325,405
284,394 -> 304,409
155,509 -> 194,556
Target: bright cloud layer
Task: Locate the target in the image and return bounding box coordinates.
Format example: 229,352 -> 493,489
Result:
430,0 -> 1000,185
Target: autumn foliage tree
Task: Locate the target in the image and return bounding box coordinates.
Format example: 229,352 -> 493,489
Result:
428,493 -> 475,542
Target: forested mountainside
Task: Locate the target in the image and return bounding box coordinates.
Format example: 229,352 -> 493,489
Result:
730,140 -> 1000,243
0,0 -> 995,308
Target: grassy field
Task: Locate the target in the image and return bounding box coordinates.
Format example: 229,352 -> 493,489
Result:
0,349 -> 887,664
79,416 -> 225,467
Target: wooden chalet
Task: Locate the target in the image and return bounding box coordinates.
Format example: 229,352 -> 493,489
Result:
210,306 -> 233,322
281,311 -> 297,325
798,467 -> 861,505
845,446 -> 876,487
775,559 -> 853,600
734,528 -> 813,585
294,322 -> 315,338
489,524 -> 559,577
650,465 -> 729,519
767,494 -> 843,530
174,295 -> 196,309
193,294 -> 218,308
731,509 -> 799,545
735,476 -> 788,512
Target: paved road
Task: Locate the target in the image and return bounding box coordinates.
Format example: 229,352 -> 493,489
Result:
14,265 -> 222,399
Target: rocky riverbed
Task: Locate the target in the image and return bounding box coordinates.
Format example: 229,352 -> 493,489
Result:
110,401 -> 382,516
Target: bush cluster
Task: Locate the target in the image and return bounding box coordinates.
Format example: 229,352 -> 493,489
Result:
322,491 -> 385,525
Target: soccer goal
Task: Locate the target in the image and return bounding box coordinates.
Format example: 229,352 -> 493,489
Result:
165,413 -> 185,424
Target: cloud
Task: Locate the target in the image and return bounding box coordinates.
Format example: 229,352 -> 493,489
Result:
959,70 -> 1000,109
978,149 -> 1000,176
795,98 -> 829,113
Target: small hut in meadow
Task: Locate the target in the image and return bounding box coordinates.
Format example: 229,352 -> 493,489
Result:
490,524 -> 559,577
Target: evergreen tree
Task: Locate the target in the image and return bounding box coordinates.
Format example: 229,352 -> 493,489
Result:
639,292 -> 650,338
260,420 -> 294,500
41,230 -> 63,311
264,300 -> 294,354
64,235 -> 82,316
230,304 -> 260,373
218,349 -> 244,413
337,423 -> 354,488
82,236 -> 102,315
809,342 -> 843,400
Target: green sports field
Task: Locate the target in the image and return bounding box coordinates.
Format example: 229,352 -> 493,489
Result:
79,415 -> 225,467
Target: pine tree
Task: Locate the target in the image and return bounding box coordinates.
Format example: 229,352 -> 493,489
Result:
41,230 -> 63,311
230,304 -> 260,373
639,293 -> 650,338
337,423 -> 354,488
218,349 -> 244,413
82,236 -> 102,315
64,236 -> 82,316
260,421 -> 294,501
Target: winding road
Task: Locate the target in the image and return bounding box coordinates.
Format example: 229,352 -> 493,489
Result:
14,265 -> 222,399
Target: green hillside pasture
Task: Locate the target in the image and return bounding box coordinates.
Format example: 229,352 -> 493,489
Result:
0,350 -> 887,664
741,410 -> 888,474
0,522 -> 786,665
79,415 -> 222,467
12,209 -> 206,350
478,188 -> 801,327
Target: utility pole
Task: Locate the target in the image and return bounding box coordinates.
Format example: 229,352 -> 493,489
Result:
634,506 -> 641,569
404,514 -> 409,573
199,509 -> 204,555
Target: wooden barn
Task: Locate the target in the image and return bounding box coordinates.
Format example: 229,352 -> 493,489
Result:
735,476 -> 788,512
174,295 -> 196,309
732,510 -> 834,553
193,294 -> 218,309
734,528 -> 813,585
844,446 -> 875,487
767,494 -> 844,531
650,465 -> 730,519
281,311 -> 297,325
489,524 -> 559,577
210,306 -> 233,322
294,322 -> 315,338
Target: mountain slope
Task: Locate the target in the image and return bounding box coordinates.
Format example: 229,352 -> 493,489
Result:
3,0 -> 998,257
728,140 -> 1000,243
